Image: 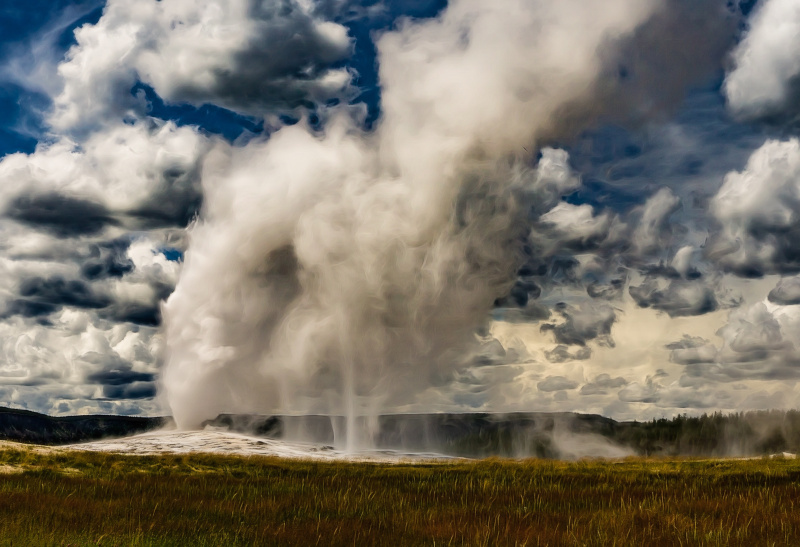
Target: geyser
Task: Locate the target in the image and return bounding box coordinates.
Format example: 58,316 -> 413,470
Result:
161,0 -> 739,450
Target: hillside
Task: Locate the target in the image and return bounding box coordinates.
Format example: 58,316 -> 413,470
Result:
0,406 -> 167,444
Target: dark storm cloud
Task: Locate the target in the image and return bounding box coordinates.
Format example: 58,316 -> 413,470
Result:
498,302 -> 551,323
2,299 -> 58,319
87,368 -> 156,386
580,373 -> 628,396
709,225 -> 800,278
2,248 -> 174,324
638,262 -> 701,280
85,361 -> 158,400
100,382 -> 157,400
125,163 -> 204,229
101,303 -> 161,327
100,278 -> 173,327
544,345 -> 591,363
587,278 -> 626,300
494,279 -> 541,309
548,256 -> 582,284
81,239 -> 134,280
17,276 -> 110,310
629,279 -> 718,317
540,302 -> 616,347
5,192 -> 116,237
768,276 -> 800,305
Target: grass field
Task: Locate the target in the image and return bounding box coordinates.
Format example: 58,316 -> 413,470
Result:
0,446 -> 799,546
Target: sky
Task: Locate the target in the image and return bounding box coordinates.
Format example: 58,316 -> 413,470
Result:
1,0 -> 800,423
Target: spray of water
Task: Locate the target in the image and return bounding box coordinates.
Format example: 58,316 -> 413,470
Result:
161,0 -> 735,451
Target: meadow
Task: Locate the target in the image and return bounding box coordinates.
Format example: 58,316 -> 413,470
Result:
0,446 -> 799,546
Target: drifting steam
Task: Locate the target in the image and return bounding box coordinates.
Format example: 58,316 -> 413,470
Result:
160,0 -> 735,448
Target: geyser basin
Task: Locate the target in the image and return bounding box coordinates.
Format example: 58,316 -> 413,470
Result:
199,412 -> 633,460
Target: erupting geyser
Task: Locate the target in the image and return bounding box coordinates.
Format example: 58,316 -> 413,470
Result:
161,0 -> 738,450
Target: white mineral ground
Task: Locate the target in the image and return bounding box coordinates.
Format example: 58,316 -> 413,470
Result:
53,429 -> 461,462
1,432 -> 794,462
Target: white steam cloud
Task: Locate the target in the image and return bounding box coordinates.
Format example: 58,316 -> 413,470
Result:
161,0 -> 668,438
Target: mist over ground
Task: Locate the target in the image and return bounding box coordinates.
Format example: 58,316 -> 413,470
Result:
1,0 -> 800,446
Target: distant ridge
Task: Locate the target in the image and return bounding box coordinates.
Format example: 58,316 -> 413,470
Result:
5,407 -> 800,458
0,406 -> 167,445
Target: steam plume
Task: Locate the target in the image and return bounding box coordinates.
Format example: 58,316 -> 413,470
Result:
161,0 -> 732,446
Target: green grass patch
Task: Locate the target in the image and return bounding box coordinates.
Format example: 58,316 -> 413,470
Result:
0,448 -> 799,545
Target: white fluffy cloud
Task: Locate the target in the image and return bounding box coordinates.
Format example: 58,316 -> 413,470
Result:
633,187 -> 681,255
0,121 -> 208,232
0,308 -> 164,415
667,300 -> 800,384
710,138 -> 800,275
724,0 -> 800,121
52,0 -> 353,134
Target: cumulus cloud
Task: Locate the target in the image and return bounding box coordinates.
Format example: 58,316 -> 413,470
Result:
545,345 -> 592,364
666,335 -> 718,365
6,193 -> 115,238
580,373 -> 628,396
534,202 -> 623,255
669,302 -> 800,385
724,0 -> 800,122
0,234 -> 179,323
537,375 -> 579,392
0,121 -> 208,232
540,302 -> 617,348
0,308 -> 164,415
629,279 -> 718,317
769,276 -> 800,305
52,0 -> 354,133
633,187 -> 681,255
467,336 -> 531,368
587,277 -> 627,300
524,148 -> 582,214
710,138 -> 800,276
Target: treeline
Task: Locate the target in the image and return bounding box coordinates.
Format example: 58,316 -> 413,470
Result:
615,410 -> 800,457
0,407 -> 167,445
4,406 -> 800,458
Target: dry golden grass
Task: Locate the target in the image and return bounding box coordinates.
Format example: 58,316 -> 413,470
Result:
0,446 -> 798,545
